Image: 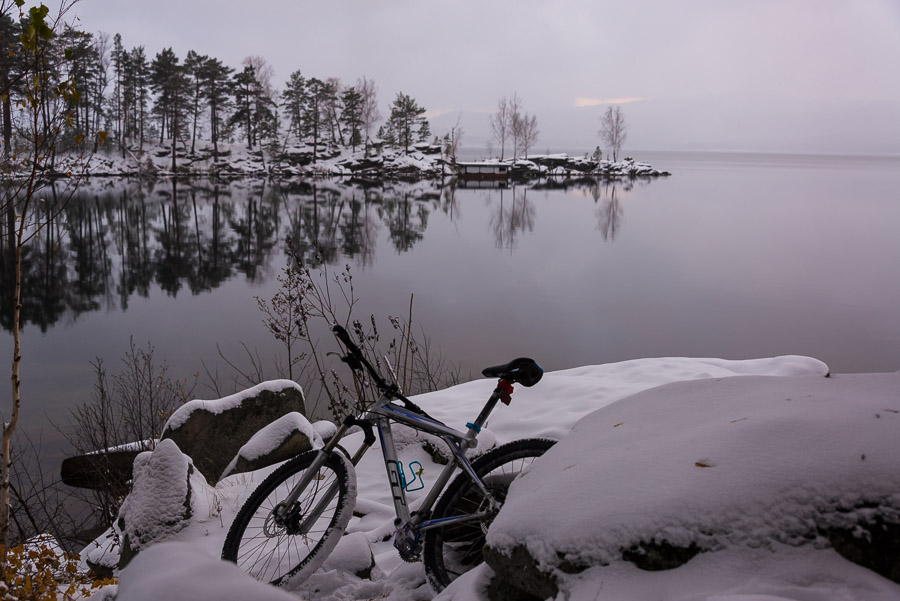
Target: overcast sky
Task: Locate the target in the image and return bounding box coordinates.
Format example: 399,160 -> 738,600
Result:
73,0 -> 900,155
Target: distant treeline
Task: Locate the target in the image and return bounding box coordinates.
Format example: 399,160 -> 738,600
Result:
0,14 -> 435,164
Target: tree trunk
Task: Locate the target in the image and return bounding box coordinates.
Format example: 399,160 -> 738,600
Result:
211,103 -> 218,162
1,76 -> 10,159
2,170 -> 32,557
171,106 -> 177,172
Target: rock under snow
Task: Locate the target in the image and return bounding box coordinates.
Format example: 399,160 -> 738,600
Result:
321,531 -> 377,579
219,412 -> 324,480
116,439 -> 208,568
484,372 -> 900,599
161,380 -> 306,484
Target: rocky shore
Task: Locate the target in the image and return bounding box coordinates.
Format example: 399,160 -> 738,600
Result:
39,140 -> 670,181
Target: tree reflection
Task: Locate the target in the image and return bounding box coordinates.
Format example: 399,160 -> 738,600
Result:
229,181 -> 278,281
339,190 -> 380,268
490,187 -> 535,251
381,193 -> 428,253
0,177 -> 640,333
593,184 -> 624,242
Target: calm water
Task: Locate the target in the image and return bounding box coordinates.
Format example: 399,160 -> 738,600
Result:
3,151 -> 900,459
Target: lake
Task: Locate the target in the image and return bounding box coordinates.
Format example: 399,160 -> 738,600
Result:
3,151 -> 900,461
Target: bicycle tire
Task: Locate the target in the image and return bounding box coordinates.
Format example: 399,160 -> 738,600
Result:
221,450 -> 356,586
423,437 -> 556,592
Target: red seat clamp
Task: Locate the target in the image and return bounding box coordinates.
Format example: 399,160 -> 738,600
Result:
498,379 -> 514,405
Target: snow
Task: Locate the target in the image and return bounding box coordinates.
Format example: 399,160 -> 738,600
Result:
487,372 -> 900,571
116,542 -> 299,601
163,379 -> 303,431
107,355 -> 900,601
219,412 -> 324,479
115,439 -> 217,559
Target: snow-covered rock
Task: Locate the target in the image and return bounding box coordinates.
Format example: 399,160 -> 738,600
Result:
219,412 -> 325,480
484,372 -> 900,599
161,380 -> 306,484
321,531 -> 377,579
116,439 -> 210,568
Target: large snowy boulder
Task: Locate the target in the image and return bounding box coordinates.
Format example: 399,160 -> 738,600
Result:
219,412 -> 327,480
60,446 -> 142,491
484,372 -> 900,599
160,380 -> 306,484
116,439 -> 211,569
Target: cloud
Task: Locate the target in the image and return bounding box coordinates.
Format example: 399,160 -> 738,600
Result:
574,97 -> 644,107
423,108 -> 457,119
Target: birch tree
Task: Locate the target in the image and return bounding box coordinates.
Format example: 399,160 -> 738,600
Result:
357,75 -> 380,153
599,105 -> 627,161
489,96 -> 510,160
1,0 -> 104,565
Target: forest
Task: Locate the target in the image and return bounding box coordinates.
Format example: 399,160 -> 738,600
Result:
0,12 -> 441,171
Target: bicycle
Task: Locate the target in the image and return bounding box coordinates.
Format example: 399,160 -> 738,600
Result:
221,323 -> 555,593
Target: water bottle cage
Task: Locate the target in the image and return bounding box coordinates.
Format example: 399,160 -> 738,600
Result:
397,461 -> 425,492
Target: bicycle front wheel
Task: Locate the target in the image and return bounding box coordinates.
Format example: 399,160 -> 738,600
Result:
221,450 -> 356,586
423,437 -> 556,592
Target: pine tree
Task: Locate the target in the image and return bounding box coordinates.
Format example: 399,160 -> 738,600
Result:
387,92 -> 426,153
149,48 -> 189,169
0,14 -> 23,158
199,57 -> 232,162
340,86 -> 363,152
282,70 -> 306,142
417,119 -> 431,144
122,46 -> 150,149
230,65 -> 257,147
301,77 -> 332,161
183,50 -> 208,154
150,47 -> 179,144
111,33 -> 123,152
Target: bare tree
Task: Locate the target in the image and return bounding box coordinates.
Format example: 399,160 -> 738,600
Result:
518,113 -> 539,159
599,105 -> 628,162
357,75 -> 380,153
489,96 -> 510,160
442,112 -> 464,167
242,55 -> 275,101
509,93 -> 523,160
2,0 -> 103,563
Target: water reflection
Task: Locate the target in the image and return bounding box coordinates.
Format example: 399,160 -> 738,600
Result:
490,187 -> 536,251
594,184 -> 624,242
0,177 -> 631,332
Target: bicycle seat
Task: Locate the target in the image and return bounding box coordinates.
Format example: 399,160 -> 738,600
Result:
481,357 -> 543,387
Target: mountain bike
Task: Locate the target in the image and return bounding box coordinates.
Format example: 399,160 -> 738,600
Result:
221,323 -> 555,592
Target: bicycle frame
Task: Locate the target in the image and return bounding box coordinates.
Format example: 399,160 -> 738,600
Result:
278,381 -> 509,547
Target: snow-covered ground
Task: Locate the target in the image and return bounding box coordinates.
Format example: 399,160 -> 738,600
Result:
19,140 -> 666,180
100,355 -> 900,601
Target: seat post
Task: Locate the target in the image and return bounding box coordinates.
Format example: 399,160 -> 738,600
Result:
464,379 -> 513,442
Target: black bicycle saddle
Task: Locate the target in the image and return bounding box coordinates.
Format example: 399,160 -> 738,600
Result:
481,357 -> 543,387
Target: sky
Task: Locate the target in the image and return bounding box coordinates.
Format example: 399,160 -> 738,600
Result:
70,0 -> 900,155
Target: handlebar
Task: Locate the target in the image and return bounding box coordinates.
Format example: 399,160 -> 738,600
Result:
331,323 -> 430,417
331,323 -> 389,390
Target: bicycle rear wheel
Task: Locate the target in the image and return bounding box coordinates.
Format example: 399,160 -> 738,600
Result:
423,437 -> 556,592
221,451 -> 356,586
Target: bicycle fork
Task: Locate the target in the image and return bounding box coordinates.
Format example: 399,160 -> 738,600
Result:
276,415 -> 375,534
